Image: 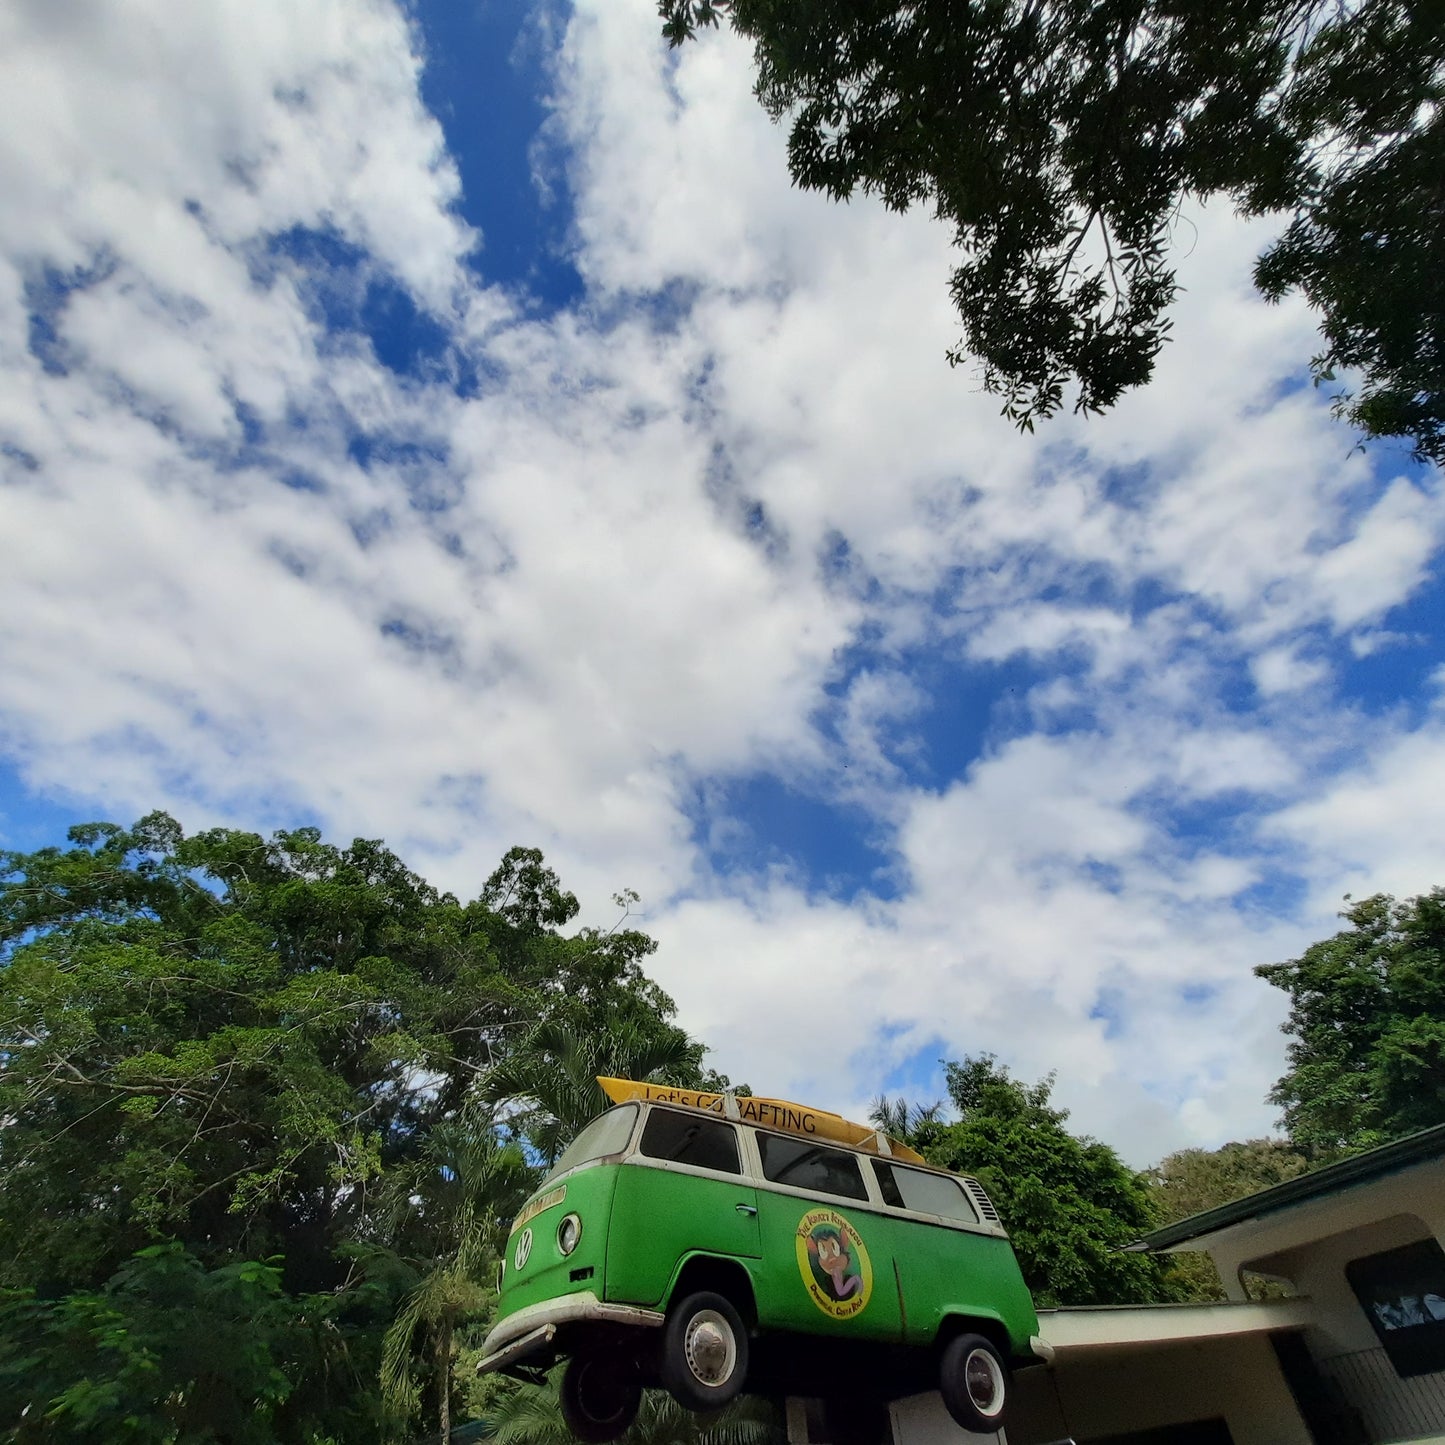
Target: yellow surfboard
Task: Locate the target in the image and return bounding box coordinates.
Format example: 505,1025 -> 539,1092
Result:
596,1076 -> 926,1166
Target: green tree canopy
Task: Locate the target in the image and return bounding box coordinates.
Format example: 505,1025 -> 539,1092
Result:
659,0 -> 1444,462
1145,1138 -> 1310,1299
1148,1137 -> 1310,1223
0,815 -> 714,1442
0,1245 -> 312,1445
876,1055 -> 1177,1306
479,1016 -> 714,1165
1257,889 -> 1445,1159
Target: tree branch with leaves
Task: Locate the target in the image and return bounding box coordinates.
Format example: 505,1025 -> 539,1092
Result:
658,0 -> 1444,461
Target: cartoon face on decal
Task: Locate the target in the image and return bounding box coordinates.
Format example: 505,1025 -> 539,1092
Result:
812,1226 -> 862,1300
794,1208 -> 873,1319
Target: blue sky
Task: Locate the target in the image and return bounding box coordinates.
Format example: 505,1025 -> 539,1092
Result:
2,0 -> 1442,1163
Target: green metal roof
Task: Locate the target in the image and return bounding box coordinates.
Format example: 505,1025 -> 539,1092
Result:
1128,1122 -> 1445,1253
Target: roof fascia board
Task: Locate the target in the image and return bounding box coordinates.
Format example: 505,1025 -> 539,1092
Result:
1128,1123 -> 1445,1254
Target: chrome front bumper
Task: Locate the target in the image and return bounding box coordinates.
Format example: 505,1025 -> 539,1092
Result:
476,1292 -> 665,1376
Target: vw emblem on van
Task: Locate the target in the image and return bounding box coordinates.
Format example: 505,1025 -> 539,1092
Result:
514,1228 -> 533,1271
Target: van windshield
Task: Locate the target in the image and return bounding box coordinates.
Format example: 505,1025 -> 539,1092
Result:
543,1104 -> 638,1184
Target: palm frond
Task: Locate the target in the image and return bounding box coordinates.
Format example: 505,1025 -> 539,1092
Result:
479,1018 -> 707,1160
484,1381 -> 784,1445
486,1381 -> 572,1445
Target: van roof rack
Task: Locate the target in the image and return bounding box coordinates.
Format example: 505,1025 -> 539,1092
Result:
597,1076 -> 927,1165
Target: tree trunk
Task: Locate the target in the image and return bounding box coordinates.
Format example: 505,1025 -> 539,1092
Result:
437,1316 -> 452,1441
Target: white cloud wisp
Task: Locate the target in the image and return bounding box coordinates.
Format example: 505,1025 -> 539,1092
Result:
1,0 -> 1441,1163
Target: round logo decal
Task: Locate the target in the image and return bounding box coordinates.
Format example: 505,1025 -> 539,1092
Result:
513,1227 -> 533,1271
795,1208 -> 873,1319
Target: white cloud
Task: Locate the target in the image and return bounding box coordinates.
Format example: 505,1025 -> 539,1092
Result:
1,0 -> 1442,1168
1269,708 -> 1445,910
1252,646 -> 1331,696
1310,476 -> 1442,630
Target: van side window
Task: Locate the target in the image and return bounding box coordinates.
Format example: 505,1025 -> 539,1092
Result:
757,1133 -> 868,1201
872,1161 -> 979,1223
639,1109 -> 741,1175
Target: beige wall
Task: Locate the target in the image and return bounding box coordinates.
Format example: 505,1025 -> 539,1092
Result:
1251,1211 -> 1434,1358
1003,1335 -> 1311,1445
1187,1158 -> 1445,1368
1203,1158 -> 1445,1309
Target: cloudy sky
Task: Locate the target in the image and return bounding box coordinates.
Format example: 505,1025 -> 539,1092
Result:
2,0 -> 1441,1165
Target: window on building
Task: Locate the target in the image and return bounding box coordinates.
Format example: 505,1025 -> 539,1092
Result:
1346,1237 -> 1445,1378
756,1133 -> 868,1201
638,1109 -> 741,1175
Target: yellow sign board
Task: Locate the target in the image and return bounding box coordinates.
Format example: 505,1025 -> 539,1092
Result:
596,1076 -> 925,1165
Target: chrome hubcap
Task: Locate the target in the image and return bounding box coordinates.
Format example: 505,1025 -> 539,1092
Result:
683,1310 -> 736,1387
964,1349 -> 1004,1416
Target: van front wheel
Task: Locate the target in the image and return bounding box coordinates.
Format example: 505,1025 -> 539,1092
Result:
938,1333 -> 1009,1434
659,1290 -> 749,1411
560,1349 -> 642,1443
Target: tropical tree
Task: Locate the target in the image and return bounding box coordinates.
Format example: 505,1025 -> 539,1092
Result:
1257,889 -> 1445,1158
0,815 -> 714,1442
880,1056 -> 1178,1306
867,1094 -> 944,1149
0,1246 -> 302,1444
479,1016 -> 720,1165
380,1104 -> 535,1442
1147,1138 -> 1311,1222
658,0 -> 1445,462
1145,1139 -> 1310,1299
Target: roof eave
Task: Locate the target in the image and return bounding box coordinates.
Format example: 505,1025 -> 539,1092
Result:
1127,1122 -> 1445,1254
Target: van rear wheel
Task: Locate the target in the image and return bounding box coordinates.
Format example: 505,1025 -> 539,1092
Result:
560,1349 -> 642,1443
938,1333 -> 1009,1434
659,1290 -> 749,1411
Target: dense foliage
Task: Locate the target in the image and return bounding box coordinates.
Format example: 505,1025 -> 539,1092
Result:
877,1056 -> 1179,1307
1147,1137 -> 1311,1223
659,0 -> 1444,461
1145,1138 -> 1310,1299
0,816 -> 713,1442
1257,889 -> 1445,1159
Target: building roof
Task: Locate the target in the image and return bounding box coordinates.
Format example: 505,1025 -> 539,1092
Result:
1035,1298 -> 1313,1353
1128,1122 -> 1445,1254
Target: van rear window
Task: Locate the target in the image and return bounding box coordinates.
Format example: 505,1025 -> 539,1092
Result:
873,1161 -> 979,1223
639,1109 -> 741,1174
757,1133 -> 868,1201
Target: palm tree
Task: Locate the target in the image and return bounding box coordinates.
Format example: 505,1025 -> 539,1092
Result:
381,1102 -> 536,1442
486,1380 -> 785,1445
478,1018 -> 704,1163
868,1094 -> 945,1149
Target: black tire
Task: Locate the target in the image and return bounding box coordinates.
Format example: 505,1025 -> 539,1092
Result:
659,1290 -> 749,1411
938,1332 -> 1009,1434
560,1350 -> 643,1444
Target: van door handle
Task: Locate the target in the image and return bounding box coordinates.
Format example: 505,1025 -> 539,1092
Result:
735,1203 -> 758,1216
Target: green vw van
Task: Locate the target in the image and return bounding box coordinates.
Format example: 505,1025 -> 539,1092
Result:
478,1082 -> 1043,1441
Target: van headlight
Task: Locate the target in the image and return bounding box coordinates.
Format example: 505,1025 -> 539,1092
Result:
557,1213 -> 582,1256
